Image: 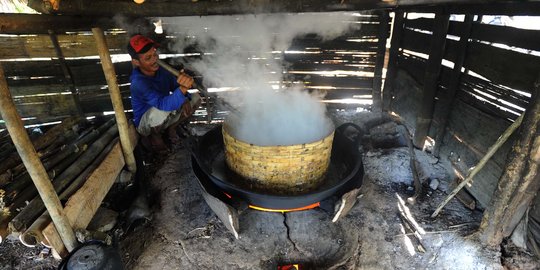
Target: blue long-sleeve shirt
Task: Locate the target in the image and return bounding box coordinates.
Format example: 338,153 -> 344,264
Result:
130,66 -> 189,127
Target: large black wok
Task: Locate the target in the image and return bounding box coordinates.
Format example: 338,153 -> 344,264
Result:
190,123 -> 364,209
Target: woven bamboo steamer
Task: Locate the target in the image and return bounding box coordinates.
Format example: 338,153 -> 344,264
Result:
222,124 -> 334,194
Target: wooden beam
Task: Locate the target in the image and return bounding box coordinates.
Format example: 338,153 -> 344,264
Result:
0,33 -> 128,60
479,77 -> 540,247
0,14 -> 119,34
432,15 -> 474,157
42,125 -> 137,257
382,11 -> 405,111
48,30 -> 84,117
28,0 -> 392,16
413,11 -> 450,148
372,11 -> 390,113
402,2 -> 540,16
92,28 -> 136,173
432,113 -> 524,218
25,0 -> 537,17
0,63 -> 77,252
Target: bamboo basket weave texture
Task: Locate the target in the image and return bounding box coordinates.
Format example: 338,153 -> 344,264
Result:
223,125 -> 334,194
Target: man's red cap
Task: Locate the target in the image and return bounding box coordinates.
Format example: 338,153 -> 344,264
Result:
127,35 -> 159,58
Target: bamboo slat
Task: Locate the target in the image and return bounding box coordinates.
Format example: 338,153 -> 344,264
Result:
223,125 -> 333,194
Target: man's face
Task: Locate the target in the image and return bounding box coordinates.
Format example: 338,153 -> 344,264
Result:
133,47 -> 159,76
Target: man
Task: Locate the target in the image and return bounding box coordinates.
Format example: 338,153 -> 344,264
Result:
127,34 -> 201,152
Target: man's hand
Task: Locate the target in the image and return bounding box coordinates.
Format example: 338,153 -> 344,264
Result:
177,72 -> 194,94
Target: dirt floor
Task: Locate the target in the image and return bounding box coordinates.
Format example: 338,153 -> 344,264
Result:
1,110 -> 539,269
118,110 -> 539,269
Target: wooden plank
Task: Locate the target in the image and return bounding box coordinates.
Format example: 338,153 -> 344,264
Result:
456,88 -> 520,121
325,102 -> 371,111
322,88 -> 373,99
287,62 -> 374,72
32,0 -> 392,17
49,30 -> 84,116
432,112 -> 524,218
70,61 -> 132,86
0,94 -> 78,122
401,28 -> 432,55
460,80 -> 530,112
403,2 -> 540,16
283,52 -> 377,62
42,124 -> 138,257
6,77 -> 64,88
469,23 -> 540,52
382,10 -> 405,111
288,40 -> 379,52
464,41 -> 540,92
0,33 -> 128,59
0,14 -> 120,35
407,18 -> 540,52
0,115 -> 73,129
12,94 -> 78,118
2,61 -> 64,77
7,84 -> 69,97
413,11 -> 450,148
396,53 -> 427,85
288,75 -> 373,89
404,17 -> 434,32
372,11 -> 390,112
461,75 -> 530,109
438,100 -> 514,208
433,15 -> 474,157
80,97 -> 131,115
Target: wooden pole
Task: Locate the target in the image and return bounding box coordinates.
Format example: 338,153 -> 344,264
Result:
10,124 -> 119,233
372,10 -> 390,113
48,30 -> 84,117
432,15 -> 474,157
479,78 -> 540,246
92,27 -> 136,173
432,112 -> 525,218
381,11 -> 405,111
413,11 -> 450,148
0,64 -> 77,251
42,125 -> 137,257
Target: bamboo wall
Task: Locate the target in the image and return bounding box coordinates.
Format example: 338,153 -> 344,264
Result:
389,12 -> 539,208
0,32 -> 131,127
0,11 -> 389,127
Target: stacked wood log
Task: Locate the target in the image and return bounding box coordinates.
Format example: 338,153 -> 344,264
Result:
0,116 -> 121,245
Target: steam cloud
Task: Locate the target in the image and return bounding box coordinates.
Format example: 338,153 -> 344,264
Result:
162,13 -> 355,145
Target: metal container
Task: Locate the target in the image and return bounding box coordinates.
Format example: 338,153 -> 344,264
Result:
222,124 -> 334,194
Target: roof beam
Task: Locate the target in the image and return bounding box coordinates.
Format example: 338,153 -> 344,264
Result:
26,0 -> 537,17
0,14 -> 151,35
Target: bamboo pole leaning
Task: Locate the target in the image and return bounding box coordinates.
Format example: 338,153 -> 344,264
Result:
0,64 -> 77,251
431,112 -> 525,218
92,27 -> 136,174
